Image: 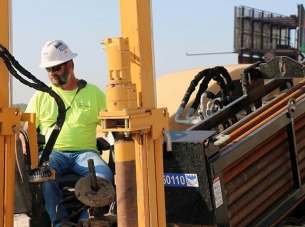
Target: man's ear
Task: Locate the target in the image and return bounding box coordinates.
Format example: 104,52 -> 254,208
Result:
66,60 -> 73,70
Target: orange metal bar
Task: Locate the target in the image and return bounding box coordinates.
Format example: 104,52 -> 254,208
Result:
219,93 -> 305,226
221,92 -> 305,182
99,1 -> 167,226
221,80 -> 305,142
134,134 -> 150,226
222,111 -> 305,181
119,0 -> 156,110
0,1 -> 15,227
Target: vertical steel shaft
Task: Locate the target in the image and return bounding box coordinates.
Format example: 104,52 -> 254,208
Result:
88,159 -> 99,192
115,137 -> 138,227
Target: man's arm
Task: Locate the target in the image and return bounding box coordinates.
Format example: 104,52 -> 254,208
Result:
19,122 -> 29,155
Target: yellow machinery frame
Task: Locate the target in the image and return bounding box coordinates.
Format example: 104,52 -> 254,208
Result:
0,1 -> 15,227
99,0 -> 169,226
1,0 -> 168,226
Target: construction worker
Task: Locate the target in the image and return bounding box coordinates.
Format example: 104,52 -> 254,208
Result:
21,39 -> 113,227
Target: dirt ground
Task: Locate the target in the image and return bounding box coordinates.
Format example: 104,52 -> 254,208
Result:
14,214 -> 30,227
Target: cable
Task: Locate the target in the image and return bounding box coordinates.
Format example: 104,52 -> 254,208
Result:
55,195 -> 89,227
0,44 -> 66,181
19,129 -> 32,168
175,66 -> 235,125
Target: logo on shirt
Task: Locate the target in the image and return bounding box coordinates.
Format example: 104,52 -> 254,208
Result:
78,102 -> 90,108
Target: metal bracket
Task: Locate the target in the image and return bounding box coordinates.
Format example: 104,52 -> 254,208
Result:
0,107 -> 20,135
287,98 -> 296,119
286,97 -> 301,188
260,56 -> 305,79
99,107 -> 169,140
213,134 -> 230,146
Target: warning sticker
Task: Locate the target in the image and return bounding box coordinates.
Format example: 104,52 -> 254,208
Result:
213,176 -> 223,208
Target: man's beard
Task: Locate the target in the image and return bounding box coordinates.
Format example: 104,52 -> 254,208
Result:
51,68 -> 69,87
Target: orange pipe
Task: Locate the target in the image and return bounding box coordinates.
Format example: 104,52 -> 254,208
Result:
222,94 -> 305,181
221,80 -> 305,141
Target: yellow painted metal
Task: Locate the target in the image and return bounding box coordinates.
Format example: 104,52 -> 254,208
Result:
0,134 -> 3,227
106,84 -> 138,111
103,38 -> 138,112
119,0 -> 156,110
153,138 -> 166,226
100,108 -> 169,138
103,37 -> 132,85
0,1 -> 15,227
144,134 -> 158,226
0,0 -> 10,107
99,0 -> 168,226
4,135 -> 15,227
134,134 -> 150,226
115,138 -> 136,162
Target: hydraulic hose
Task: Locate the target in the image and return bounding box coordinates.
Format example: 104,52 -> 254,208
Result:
189,69 -> 215,111
19,129 -> 32,168
176,66 -> 235,125
175,69 -> 210,123
0,44 -> 66,181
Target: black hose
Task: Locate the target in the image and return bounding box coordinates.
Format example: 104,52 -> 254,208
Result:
215,66 -> 235,93
189,69 -> 213,111
19,129 -> 32,168
178,68 -> 210,110
0,44 -> 66,181
189,67 -> 235,111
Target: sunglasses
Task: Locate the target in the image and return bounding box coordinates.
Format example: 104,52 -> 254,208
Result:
46,62 -> 66,73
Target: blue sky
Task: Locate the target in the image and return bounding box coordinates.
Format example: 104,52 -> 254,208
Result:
11,0 -> 302,104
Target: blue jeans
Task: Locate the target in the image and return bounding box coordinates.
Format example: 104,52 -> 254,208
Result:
41,150 -> 113,227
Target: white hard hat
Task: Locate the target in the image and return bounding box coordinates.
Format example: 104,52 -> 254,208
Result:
39,40 -> 78,68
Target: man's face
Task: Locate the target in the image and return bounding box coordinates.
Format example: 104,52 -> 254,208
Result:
47,62 -> 70,87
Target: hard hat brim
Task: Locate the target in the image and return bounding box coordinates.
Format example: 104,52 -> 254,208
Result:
39,53 -> 78,68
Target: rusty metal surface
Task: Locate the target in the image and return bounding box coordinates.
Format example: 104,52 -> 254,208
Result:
204,80 -> 305,226
225,141 -> 289,198
221,81 -> 305,145
221,79 -> 305,135
232,158 -> 305,227
226,150 -> 290,206
75,176 -> 115,207
115,160 -> 138,226
260,56 -> 305,79
220,103 -> 305,226
81,214 -> 118,227
228,145 -> 305,225
222,112 -> 305,182
222,128 -> 286,183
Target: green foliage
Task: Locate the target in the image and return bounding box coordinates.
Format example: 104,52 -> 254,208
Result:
13,103 -> 27,112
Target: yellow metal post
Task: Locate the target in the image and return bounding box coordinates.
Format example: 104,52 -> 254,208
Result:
119,0 -> 156,110
0,1 -> 16,227
118,1 -> 167,226
0,1 -> 10,108
100,0 -> 169,226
